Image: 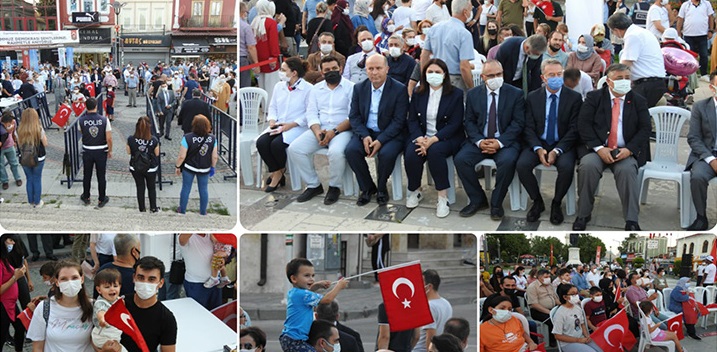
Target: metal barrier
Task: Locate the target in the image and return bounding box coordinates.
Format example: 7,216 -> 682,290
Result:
208,104 -> 237,180
146,93 -> 173,190
60,93 -> 105,189
1,92 -> 55,130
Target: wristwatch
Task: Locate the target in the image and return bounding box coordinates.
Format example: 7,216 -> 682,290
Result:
333,128 -> 340,135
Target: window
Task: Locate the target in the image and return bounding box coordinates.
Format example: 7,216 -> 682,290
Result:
153,6 -> 165,30
83,0 -> 94,12
100,0 -> 110,14
683,244 -> 687,256
210,1 -> 222,16
689,243 -> 694,254
192,1 -> 203,16
703,240 -> 709,253
139,12 -> 147,31
68,0 -> 79,14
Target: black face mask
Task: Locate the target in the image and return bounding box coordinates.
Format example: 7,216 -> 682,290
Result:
504,288 -> 516,295
324,70 -> 341,85
549,45 -> 561,52
487,29 -> 497,35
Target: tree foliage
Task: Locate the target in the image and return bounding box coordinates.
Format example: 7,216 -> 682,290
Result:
530,236 -> 566,261
576,234 -> 606,264
486,234 -> 530,263
633,257 -> 645,268
618,233 -> 639,255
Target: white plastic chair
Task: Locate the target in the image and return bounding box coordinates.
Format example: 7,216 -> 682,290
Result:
637,303 -> 676,352
518,164 -> 577,216
695,286 -> 717,328
638,106 -> 692,228
517,295 -> 531,318
663,288 -> 673,311
476,159 -> 522,211
239,87 -> 268,186
287,148 -> 356,196
549,306 -> 563,352
704,285 -> 717,328
426,156 -> 457,204
479,297 -> 487,317
471,70 -> 483,88
525,293 -> 550,340
647,289 -> 676,318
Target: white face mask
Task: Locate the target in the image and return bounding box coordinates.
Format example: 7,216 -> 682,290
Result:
320,43 -> 333,54
6,244 -> 12,252
661,0 -> 668,5
387,24 -> 396,32
134,281 -> 158,300
422,27 -> 431,35
569,294 -> 581,305
368,6 -> 374,12
426,73 -> 444,87
593,295 -> 603,303
323,339 -> 341,352
278,71 -> 290,82
611,78 -> 632,95
389,47 -> 402,58
44,280 -> 52,287
343,8 -> 349,15
361,39 -> 374,52
492,308 -> 512,323
485,77 -> 504,91
577,44 -> 589,53
542,277 -> 551,285
406,38 -> 416,46
59,279 -> 83,297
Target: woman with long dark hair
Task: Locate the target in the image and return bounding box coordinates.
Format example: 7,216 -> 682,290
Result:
126,116 -> 160,212
479,295 -> 537,351
176,114 -> 218,215
0,234 -> 28,352
404,58 -> 464,218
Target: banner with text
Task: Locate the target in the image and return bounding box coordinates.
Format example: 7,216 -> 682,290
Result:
0,31 -> 79,47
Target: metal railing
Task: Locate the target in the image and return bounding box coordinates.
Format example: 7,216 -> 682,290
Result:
146,93 -> 174,190
209,104 -> 237,180
60,93 -> 105,189
1,92 -> 55,130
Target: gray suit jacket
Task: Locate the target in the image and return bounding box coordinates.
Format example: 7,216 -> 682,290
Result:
686,97 -> 717,170
157,90 -> 175,115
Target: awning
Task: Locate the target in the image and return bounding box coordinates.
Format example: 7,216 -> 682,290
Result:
72,46 -> 111,53
171,38 -> 210,54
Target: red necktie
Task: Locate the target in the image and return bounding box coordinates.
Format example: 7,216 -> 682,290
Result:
608,97 -> 620,149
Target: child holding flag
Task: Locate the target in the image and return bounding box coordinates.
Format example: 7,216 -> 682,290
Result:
280,258 -> 349,352
91,268 -> 128,352
638,301 -> 685,352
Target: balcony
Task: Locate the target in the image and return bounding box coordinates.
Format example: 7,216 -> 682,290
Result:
178,14 -> 235,30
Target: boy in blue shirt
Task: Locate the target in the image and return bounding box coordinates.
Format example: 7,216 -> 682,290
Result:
280,258 -> 349,352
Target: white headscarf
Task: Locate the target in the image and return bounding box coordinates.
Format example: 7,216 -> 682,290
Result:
251,0 -> 276,40
354,0 -> 371,17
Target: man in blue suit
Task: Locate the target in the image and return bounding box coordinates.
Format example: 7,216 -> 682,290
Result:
345,54 -> 409,206
455,60 -> 525,219
495,35 -> 547,96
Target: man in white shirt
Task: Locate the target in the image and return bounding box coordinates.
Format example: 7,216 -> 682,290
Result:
287,56 -> 355,205
563,68 -> 594,100
343,30 -> 379,83
425,0 -> 450,24
585,265 -> 603,287
646,0 -> 671,39
703,256 -> 716,287
393,0 -> 420,34
677,0 -> 714,76
412,0 -> 433,21
412,270 -> 453,352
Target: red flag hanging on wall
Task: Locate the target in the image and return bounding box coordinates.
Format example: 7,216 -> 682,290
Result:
377,261 -> 433,332
104,298 -> 150,352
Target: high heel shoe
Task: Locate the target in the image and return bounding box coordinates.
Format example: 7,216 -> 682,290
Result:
264,175 -> 286,192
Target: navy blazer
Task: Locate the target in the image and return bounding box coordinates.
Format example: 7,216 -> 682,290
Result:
349,77 -> 408,144
524,86 -> 583,153
407,87 -> 465,143
577,86 -> 651,166
464,83 -> 525,149
495,37 -> 543,93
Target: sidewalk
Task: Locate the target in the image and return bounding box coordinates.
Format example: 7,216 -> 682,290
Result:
240,277 -> 478,322
0,90 -> 237,231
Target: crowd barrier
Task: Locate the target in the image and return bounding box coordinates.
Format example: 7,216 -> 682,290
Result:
145,93 -> 173,191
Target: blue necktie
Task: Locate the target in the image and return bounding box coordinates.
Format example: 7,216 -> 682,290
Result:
547,94 -> 557,145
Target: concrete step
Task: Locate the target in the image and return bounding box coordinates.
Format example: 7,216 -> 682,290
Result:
391,249 -> 469,261
0,198 -> 236,231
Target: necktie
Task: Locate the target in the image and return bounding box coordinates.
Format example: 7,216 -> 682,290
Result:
547,94 -> 557,145
522,57 -> 529,98
488,92 -> 497,138
608,97 -> 620,149
358,54 -> 368,69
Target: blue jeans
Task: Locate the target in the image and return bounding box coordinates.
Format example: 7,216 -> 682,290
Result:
0,146 -> 21,184
179,169 -> 209,215
22,160 -> 44,204
183,280 -> 221,310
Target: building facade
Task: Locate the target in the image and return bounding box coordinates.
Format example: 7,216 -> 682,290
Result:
57,0 -> 118,65
624,235 -> 669,259
676,233 -> 717,269
0,0 -> 62,66
171,0 -> 236,62
114,0 -> 173,65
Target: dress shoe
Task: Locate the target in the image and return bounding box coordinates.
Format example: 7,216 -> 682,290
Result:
297,185 -> 324,202
15,179 -> 22,187
459,202 -> 489,217
264,175 -> 286,192
550,201 -> 564,225
688,334 -> 702,341
46,255 -> 58,261
526,199 -> 545,222
356,188 -> 377,206
624,221 -> 641,231
164,136 -> 172,141
490,206 -> 504,220
687,215 -> 709,231
572,215 -> 592,231
376,191 -> 389,206
324,186 -> 341,205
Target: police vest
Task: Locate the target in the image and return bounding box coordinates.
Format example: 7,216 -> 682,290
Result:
80,112 -> 108,150
631,2 -> 651,28
184,133 -> 215,173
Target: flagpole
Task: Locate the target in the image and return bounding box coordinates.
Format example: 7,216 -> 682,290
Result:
333,260 -> 422,282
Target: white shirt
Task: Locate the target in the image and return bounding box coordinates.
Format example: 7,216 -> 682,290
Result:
698,263 -> 707,275
392,6 -> 419,35
425,3 -> 450,24
26,298 -> 95,352
306,78 -> 355,130
570,70 -> 595,100
426,86 -> 443,136
646,5 -> 670,38
586,271 -> 603,287
620,24 -> 666,79
704,263 -> 716,284
514,40 -> 528,81
412,297 -> 453,352
265,79 -> 312,144
179,234 -> 214,283
477,87 -> 503,147
480,3 -> 498,25
90,233 -> 117,256
411,0 -> 433,20
678,0 -> 714,36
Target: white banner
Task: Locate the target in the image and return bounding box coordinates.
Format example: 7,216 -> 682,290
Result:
565,0 -> 604,50
0,31 -> 80,47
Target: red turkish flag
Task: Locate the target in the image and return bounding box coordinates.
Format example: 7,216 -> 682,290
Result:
52,103 -> 72,127
86,84 -> 95,97
72,101 -> 85,116
531,342 -> 547,352
531,0 -> 555,17
667,313 -> 684,340
377,261 -> 433,332
590,309 -> 631,352
211,300 -> 237,332
614,285 -> 624,309
104,298 -> 150,352
695,301 -> 710,316
16,307 -> 33,330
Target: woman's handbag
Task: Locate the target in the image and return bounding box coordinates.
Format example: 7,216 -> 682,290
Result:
169,234 -> 185,285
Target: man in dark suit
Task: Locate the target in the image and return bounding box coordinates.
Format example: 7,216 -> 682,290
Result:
177,88 -> 212,134
685,72 -> 717,230
156,81 -> 176,140
309,319 -> 359,352
495,35 -> 547,97
574,63 -> 651,231
455,60 -> 525,220
316,301 -> 364,352
517,59 -> 583,225
345,54 -> 408,206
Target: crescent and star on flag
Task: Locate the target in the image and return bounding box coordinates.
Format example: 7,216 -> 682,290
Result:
391,277 -> 416,309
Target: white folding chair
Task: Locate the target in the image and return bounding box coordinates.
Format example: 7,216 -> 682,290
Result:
287,148 -> 356,196
662,288 -> 673,311
549,306 -> 562,352
518,164 -> 577,215
638,106 -> 692,228
704,285 -> 717,328
239,87 -> 268,186
637,303 -> 676,352
426,156 -> 457,204
476,159 -> 522,211
648,289 -> 676,318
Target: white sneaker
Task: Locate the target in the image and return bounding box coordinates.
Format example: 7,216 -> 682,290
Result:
406,190 -> 422,208
436,196 -> 450,218
36,200 -> 44,208
217,276 -> 231,288
203,276 -> 220,288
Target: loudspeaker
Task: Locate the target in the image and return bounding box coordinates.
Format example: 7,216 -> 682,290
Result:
680,254 -> 693,278
569,234 -> 579,247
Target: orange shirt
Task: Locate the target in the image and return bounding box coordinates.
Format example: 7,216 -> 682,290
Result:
479,317 -> 526,352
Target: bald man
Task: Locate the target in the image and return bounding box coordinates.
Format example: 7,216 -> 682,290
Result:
345,54 -> 409,206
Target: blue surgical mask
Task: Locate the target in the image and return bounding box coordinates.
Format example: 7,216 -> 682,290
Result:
547,76 -> 564,90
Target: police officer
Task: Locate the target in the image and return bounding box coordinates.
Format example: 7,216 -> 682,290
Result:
79,97 -> 112,207
175,114 -> 218,215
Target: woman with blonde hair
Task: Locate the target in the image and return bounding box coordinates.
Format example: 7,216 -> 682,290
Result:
126,116 -> 160,213
175,114 -> 218,215
15,108 -> 47,207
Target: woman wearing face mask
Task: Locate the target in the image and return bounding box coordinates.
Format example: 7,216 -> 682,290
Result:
513,266 -> 528,297
668,277 -> 702,340
552,284 -> 603,352
416,20 -> 433,48
477,20 -> 499,56
331,0 -> 356,57
598,277 -> 620,317
370,0 -> 389,32
404,59 -> 464,218
402,28 -> 421,60
0,234 -> 29,352
256,58 -> 312,192
479,0 -> 497,36
591,24 -> 613,66
240,326 -> 267,352
351,0 -> 378,35
375,18 -> 398,53
566,34 -> 603,87
479,295 -> 537,352
26,260 -> 102,352
489,265 -> 504,292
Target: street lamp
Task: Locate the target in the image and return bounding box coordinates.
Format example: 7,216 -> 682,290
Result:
112,1 -> 127,67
